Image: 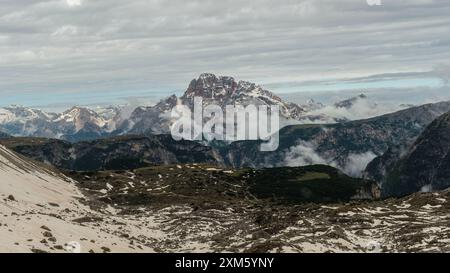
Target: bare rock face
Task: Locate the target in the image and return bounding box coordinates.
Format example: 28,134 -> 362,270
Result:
379,111 -> 450,197
183,73 -> 239,101
363,145 -> 405,186
121,73 -> 308,136
181,73 -> 305,118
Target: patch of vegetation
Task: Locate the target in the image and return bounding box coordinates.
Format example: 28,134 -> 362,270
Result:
297,172 -> 331,181
66,164 -> 375,211
246,165 -> 372,203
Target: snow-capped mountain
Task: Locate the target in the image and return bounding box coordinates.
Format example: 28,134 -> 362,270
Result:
115,95 -> 178,135
181,73 -> 305,119
117,73 -> 316,135
0,105 -> 56,124
0,106 -> 57,138
93,106 -> 124,132
54,107 -> 107,132
0,74 -> 404,141
0,105 -> 122,141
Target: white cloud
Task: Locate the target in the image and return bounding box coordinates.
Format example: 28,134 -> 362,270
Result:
308,95 -> 403,120
342,152 -> 377,177
52,25 -> 78,36
282,140 -> 377,177
283,141 -> 329,167
66,0 -> 82,7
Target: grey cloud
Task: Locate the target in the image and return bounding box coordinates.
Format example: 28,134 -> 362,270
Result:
0,0 -> 450,107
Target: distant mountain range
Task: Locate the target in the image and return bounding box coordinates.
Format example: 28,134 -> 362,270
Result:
220,100 -> 450,175
0,73 -> 394,141
0,105 -> 121,142
2,73 -> 450,199
3,99 -> 450,186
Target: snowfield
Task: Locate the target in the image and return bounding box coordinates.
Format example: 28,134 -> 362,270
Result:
0,145 -> 154,253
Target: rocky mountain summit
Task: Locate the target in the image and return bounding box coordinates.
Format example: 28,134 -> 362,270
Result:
183,73 -> 306,119
117,73 -> 314,136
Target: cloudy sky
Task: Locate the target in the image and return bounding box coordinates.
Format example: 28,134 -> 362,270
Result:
0,0 -> 449,109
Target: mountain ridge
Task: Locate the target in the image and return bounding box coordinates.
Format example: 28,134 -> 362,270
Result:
365,110 -> 450,197
0,74 -> 388,141
3,99 -> 450,183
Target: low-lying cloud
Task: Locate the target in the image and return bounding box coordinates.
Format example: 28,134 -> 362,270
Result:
282,140 -> 377,177
342,151 -> 377,177
307,95 -> 403,121
283,141 -> 329,167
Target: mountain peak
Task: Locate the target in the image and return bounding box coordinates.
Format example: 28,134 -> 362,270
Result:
183,73 -> 238,99
358,93 -> 367,99
334,93 -> 369,109
198,73 -> 219,81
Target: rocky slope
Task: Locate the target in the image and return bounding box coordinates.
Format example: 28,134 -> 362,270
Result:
220,100 -> 450,173
365,111 -> 450,197
59,164 -> 450,253
0,144 -> 157,253
0,135 -> 223,171
363,145 -> 406,186
1,144 -> 448,253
